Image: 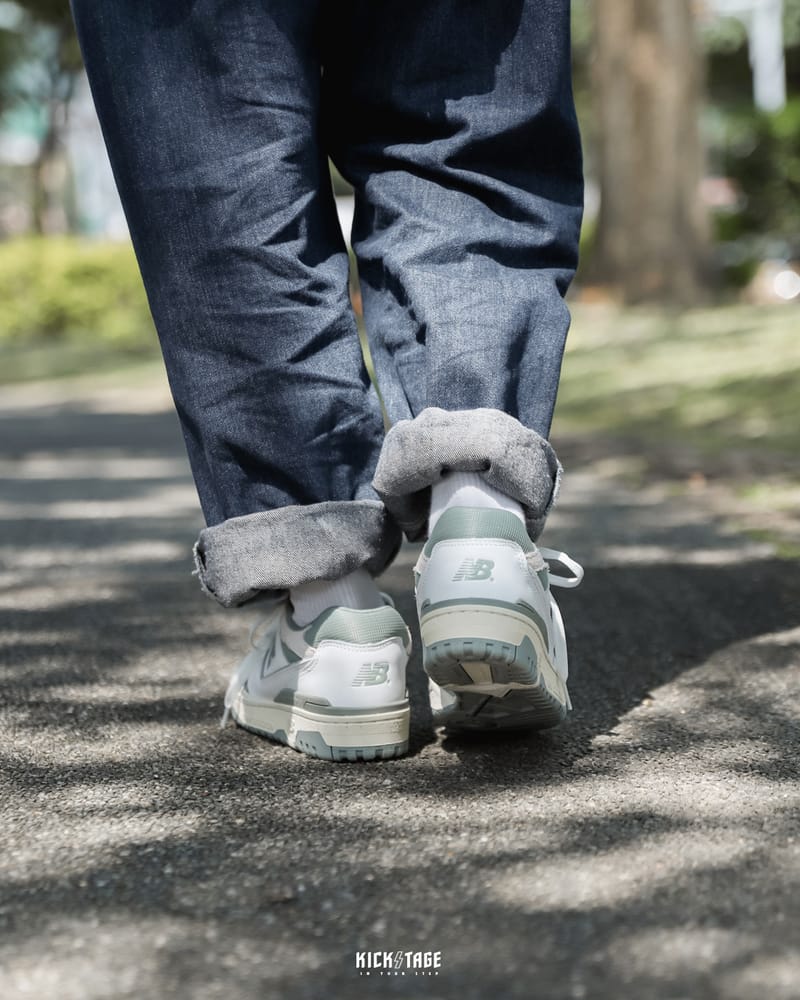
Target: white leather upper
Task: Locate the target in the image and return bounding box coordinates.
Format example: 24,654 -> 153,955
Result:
226,607 -> 409,714
416,536 -> 570,681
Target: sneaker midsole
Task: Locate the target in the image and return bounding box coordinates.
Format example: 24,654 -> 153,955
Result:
233,693 -> 410,749
420,603 -> 547,649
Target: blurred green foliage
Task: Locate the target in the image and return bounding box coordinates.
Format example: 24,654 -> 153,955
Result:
719,98 -> 800,251
0,237 -> 156,347
555,304 -> 800,476
0,0 -> 83,111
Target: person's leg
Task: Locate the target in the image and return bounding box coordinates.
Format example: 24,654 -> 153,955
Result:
71,0 -> 410,760
71,0 -> 401,608
324,0 -> 582,541
324,0 -> 584,728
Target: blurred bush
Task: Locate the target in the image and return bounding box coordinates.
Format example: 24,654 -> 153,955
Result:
720,97 -> 800,252
0,237 -> 156,348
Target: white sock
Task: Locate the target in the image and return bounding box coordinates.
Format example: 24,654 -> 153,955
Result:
429,471 -> 525,534
289,567 -> 383,626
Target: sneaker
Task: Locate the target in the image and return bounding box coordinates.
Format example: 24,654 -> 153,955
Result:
221,597 -> 411,761
414,507 -> 583,732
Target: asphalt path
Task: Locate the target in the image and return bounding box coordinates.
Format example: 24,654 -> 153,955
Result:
1,372 -> 798,1000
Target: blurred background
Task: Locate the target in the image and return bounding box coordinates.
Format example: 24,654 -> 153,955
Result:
0,0 -> 798,550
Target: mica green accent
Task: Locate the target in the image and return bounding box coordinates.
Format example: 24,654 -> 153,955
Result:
517,600 -> 549,645
537,568 -> 549,589
302,702 -> 408,717
292,731 -> 409,762
303,605 -> 409,647
424,507 -> 535,557
274,689 -> 333,707
281,640 -> 302,663
273,690 -> 408,716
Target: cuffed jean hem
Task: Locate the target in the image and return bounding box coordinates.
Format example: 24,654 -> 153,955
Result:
371,408 -> 562,543
193,500 -> 403,608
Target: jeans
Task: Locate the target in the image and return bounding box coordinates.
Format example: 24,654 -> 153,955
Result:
71,0 -> 583,606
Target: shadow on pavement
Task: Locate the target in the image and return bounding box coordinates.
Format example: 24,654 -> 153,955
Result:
1,399 -> 799,999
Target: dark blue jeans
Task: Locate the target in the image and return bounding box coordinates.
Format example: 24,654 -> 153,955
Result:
71,0 -> 583,606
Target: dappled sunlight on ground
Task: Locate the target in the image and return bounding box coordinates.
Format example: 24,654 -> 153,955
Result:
1,369 -> 799,998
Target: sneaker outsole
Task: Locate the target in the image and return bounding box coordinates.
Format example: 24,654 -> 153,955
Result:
433,690 -> 566,733
289,733 -> 409,762
423,634 -> 568,731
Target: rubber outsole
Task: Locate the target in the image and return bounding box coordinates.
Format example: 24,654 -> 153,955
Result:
433,690 -> 566,732
423,633 -> 568,731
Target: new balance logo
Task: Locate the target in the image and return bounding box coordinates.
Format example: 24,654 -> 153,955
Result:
452,558 -> 495,582
351,661 -> 390,686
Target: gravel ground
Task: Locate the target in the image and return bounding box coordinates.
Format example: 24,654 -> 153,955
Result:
1,374 -> 799,1000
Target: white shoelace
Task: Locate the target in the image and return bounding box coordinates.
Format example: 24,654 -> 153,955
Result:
538,547 -> 584,589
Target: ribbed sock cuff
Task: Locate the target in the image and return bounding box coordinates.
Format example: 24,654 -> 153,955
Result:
289,568 -> 384,626
429,471 -> 525,534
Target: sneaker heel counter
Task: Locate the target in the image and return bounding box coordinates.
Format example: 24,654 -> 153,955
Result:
418,539 -> 532,612
305,606 -> 411,709
312,635 -> 409,708
306,605 -> 410,649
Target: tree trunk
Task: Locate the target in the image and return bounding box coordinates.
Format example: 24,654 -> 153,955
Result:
30,23 -> 79,236
590,0 -> 711,304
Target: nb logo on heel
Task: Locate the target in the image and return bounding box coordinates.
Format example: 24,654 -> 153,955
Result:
452,558 -> 495,582
352,661 -> 390,686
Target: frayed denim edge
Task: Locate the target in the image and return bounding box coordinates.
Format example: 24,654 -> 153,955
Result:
193,499 -> 402,608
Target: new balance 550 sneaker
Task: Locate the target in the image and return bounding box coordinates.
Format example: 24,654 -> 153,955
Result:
415,507 -> 583,732
222,598 -> 411,761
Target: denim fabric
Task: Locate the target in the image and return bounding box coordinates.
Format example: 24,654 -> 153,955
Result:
72,0 -> 583,605
326,1 -> 584,431
193,500 -> 402,607
71,1 -> 386,529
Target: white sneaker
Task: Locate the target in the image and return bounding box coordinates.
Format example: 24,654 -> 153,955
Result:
221,597 -> 411,761
414,507 -> 583,732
